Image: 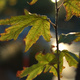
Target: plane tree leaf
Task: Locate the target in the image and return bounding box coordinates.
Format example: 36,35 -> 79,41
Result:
28,0 -> 38,5
44,65 -> 51,73
35,53 -> 57,65
35,52 -> 58,75
59,32 -> 80,44
49,64 -> 57,77
17,63 -> 45,80
49,51 -> 64,77
59,52 -> 64,74
63,0 -> 80,20
74,32 -> 80,42
16,52 -> 59,79
0,9 -> 51,52
61,50 -> 79,67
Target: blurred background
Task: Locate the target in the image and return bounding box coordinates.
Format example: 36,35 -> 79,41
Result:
0,0 -> 80,80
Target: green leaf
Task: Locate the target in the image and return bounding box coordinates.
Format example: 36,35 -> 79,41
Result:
28,0 -> 38,5
75,32 -> 80,42
44,65 -> 51,73
63,0 -> 80,20
17,53 -> 59,79
0,9 -> 51,52
59,33 -> 78,44
49,64 -> 57,76
59,32 -> 80,44
59,52 -> 64,74
19,63 -> 45,80
35,53 -> 57,65
52,50 -> 64,77
62,50 -> 79,67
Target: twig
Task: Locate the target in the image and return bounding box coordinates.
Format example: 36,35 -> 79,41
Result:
57,2 -> 64,10
47,19 -> 56,29
55,0 -> 60,80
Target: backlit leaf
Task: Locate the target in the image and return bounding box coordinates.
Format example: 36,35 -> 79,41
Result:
35,52 -> 57,65
49,65 -> 57,76
44,65 -> 51,73
0,9 -> 51,52
63,0 -> 80,20
62,50 -> 79,67
29,0 -> 38,5
75,32 -> 80,42
50,51 -> 64,77
17,52 -> 59,79
35,52 -> 59,76
59,52 -> 64,74
18,63 -> 45,80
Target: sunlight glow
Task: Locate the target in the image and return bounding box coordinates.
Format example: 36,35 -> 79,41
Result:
51,0 -> 60,3
52,42 -> 68,51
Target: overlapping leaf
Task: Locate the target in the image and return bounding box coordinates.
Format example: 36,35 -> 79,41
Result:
49,52 -> 64,77
59,32 -> 80,44
16,53 -> 57,79
63,0 -> 80,20
0,9 -> 51,52
62,50 -> 79,67
35,53 -> 57,65
35,52 -> 64,77
35,53 -> 58,75
29,0 -> 38,5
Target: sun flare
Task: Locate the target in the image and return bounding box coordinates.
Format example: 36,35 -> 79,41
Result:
51,0 -> 60,3
52,42 -> 68,51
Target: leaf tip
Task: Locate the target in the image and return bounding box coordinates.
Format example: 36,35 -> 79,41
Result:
27,0 -> 38,5
24,9 -> 30,15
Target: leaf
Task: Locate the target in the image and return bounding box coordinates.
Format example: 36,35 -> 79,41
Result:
18,63 -> 45,80
28,0 -> 38,5
49,65 -> 57,77
62,50 -> 79,67
50,51 -> 64,77
44,65 -> 51,73
63,0 -> 80,20
35,53 -> 57,65
59,52 -> 64,74
59,33 -> 78,44
0,9 -> 51,52
75,32 -> 80,42
59,32 -> 80,44
16,67 -> 26,77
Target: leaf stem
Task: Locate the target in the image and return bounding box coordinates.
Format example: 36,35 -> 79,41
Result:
57,2 -> 64,10
55,0 -> 60,80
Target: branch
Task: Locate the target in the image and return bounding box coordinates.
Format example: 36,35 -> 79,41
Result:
55,0 -> 60,80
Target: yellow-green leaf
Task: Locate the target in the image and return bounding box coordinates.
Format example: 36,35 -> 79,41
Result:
35,53 -> 57,65
62,50 -> 79,67
49,64 -> 57,76
59,52 -> 64,74
50,51 -> 64,77
28,0 -> 38,5
63,0 -> 80,20
19,63 -> 45,80
0,9 -> 51,52
44,65 -> 51,73
75,32 -> 80,42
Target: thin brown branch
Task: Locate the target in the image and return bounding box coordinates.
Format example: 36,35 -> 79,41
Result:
57,2 -> 64,10
55,0 -> 60,80
47,19 -> 56,29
